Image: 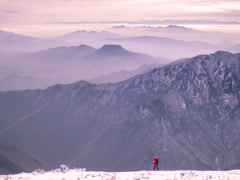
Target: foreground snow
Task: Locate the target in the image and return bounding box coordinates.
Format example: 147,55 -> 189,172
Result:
1,167 -> 240,180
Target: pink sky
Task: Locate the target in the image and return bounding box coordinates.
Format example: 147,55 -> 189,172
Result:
1,0 -> 240,24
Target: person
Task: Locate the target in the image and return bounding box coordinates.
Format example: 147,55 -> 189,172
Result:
153,155 -> 159,170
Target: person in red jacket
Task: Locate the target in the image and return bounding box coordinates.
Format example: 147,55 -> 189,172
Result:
153,155 -> 159,170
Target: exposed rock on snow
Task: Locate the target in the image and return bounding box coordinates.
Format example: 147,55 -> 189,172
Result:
1,169 -> 240,180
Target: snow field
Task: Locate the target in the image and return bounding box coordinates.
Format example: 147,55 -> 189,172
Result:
1,169 -> 240,180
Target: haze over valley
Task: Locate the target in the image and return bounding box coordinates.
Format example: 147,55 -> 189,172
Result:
0,26 -> 240,91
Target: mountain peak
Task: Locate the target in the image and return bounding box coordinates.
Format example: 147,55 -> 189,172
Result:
75,44 -> 96,51
166,25 -> 187,29
95,44 -> 129,56
84,44 -> 133,58
99,44 -> 125,51
212,51 -> 232,56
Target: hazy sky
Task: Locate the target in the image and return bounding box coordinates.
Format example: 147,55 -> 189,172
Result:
1,0 -> 240,24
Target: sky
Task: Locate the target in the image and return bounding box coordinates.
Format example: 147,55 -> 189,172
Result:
0,0 -> 240,38
1,0 -> 240,24
2,169 -> 240,180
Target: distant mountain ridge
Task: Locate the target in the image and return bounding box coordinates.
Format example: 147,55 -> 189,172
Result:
225,43 -> 240,53
93,44 -> 128,56
0,29 -> 122,52
1,44 -> 158,75
0,30 -> 38,42
0,29 -> 238,59
88,36 -> 228,59
53,30 -> 122,43
88,64 -> 164,84
51,20 -> 240,25
0,145 -> 51,174
0,44 -> 160,91
1,51 -> 240,171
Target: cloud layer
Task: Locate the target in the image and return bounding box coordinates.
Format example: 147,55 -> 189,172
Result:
0,0 -> 240,24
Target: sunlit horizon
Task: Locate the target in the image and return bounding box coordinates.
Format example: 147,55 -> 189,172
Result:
1,22 -> 240,44
1,0 -> 240,42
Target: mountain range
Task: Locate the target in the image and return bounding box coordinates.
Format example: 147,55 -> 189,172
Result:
0,74 -> 74,91
0,30 -> 121,52
52,30 -> 122,43
226,44 -> 240,54
87,64 -> 164,84
1,29 -> 239,59
0,145 -> 51,174
0,51 -> 240,171
0,44 -> 160,91
0,64 -> 164,91
88,36 -> 238,59
0,29 -> 68,52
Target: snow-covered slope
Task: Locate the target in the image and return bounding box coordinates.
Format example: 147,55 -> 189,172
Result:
1,168 -> 240,180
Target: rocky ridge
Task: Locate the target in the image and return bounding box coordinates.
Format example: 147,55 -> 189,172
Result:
0,51 -> 240,171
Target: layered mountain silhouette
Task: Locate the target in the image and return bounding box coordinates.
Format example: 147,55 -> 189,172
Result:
0,145 -> 51,174
0,30 -> 38,42
110,24 -> 240,45
0,30 -> 69,52
53,30 -> 122,43
0,44 -> 158,75
0,74 -> 74,91
0,64 -> 165,91
226,43 -> 240,53
89,36 -> 222,59
0,30 -> 122,52
1,29 -> 238,59
88,64 -> 164,84
0,51 -> 240,171
0,44 -> 160,90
